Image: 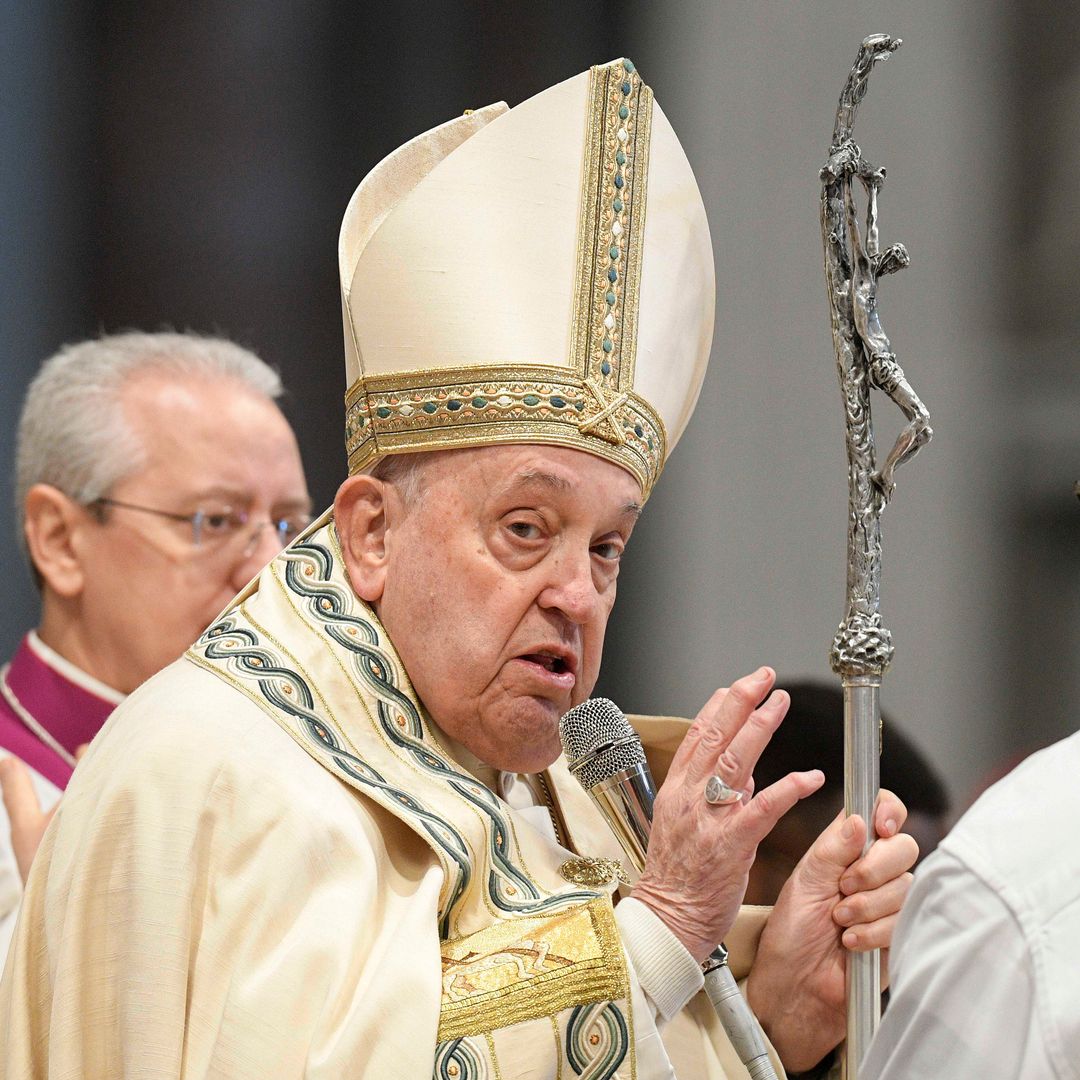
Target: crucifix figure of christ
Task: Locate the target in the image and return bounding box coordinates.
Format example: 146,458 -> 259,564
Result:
833,143 -> 931,503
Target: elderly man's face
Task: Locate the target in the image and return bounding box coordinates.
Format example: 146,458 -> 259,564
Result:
355,446 -> 642,774
69,373 -> 310,693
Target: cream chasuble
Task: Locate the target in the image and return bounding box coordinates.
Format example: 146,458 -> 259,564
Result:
0,517 -> 779,1078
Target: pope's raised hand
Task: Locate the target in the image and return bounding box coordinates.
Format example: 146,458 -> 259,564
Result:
630,667 -> 825,963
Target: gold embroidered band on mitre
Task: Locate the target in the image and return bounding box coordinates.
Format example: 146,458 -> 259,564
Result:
344,59 -> 666,498
345,363 -> 666,496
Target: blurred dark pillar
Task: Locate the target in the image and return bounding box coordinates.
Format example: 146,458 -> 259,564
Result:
0,5 -> 100,655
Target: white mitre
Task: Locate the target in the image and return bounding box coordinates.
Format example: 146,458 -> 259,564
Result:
339,58 -> 714,498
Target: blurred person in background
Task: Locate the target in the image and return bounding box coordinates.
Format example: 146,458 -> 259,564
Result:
0,331 -> 311,955
742,681 -> 950,905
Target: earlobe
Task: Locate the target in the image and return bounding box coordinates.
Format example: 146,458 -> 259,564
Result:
334,475 -> 392,603
23,485 -> 87,598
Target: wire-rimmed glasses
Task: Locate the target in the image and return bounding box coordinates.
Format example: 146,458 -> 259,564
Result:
88,497 -> 311,557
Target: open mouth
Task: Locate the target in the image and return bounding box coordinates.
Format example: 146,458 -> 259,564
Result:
520,652 -> 570,674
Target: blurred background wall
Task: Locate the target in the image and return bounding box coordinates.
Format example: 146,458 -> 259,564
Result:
2,2 -> 1076,809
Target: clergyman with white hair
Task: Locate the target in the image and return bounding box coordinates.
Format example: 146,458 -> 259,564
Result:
0,331 -> 311,955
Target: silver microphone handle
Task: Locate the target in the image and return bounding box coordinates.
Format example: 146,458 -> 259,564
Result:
589,764 -> 655,871
703,950 -> 776,1080
583,762 -> 780,1080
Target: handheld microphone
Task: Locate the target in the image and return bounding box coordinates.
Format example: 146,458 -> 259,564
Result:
560,698 -> 779,1080
559,697 -> 654,872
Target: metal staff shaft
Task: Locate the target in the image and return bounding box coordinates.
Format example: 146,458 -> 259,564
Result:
843,676 -> 882,1072
819,34 -> 932,1080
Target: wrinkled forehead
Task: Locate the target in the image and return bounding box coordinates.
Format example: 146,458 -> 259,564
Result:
418,443 -> 644,508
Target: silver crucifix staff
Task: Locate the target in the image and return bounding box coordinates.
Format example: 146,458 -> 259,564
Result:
819,34 -> 932,1080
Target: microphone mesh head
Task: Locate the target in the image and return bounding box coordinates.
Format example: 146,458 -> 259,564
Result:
559,698 -> 646,790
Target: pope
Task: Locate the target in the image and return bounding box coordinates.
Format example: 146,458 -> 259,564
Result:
0,61 -> 915,1078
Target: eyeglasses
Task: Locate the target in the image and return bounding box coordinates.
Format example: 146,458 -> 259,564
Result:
88,497 -> 311,557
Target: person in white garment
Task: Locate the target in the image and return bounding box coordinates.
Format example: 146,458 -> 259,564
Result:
861,729 -> 1080,1079
1,61 -> 916,1079
0,331 -> 311,957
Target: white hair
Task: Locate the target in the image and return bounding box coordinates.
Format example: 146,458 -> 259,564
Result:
15,331 -> 283,541
365,451 -> 434,507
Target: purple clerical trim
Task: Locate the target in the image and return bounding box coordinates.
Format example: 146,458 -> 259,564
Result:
0,636 -> 116,789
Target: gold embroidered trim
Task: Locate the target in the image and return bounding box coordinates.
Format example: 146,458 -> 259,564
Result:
483,1033 -> 503,1080
569,60 -> 653,396
558,856 -> 629,889
344,363 -> 666,497
579,379 -> 629,445
437,896 -> 629,1042
621,77 -> 652,395
549,1016 -> 563,1080
567,65 -> 606,382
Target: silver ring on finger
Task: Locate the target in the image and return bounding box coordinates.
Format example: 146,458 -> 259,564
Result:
704,775 -> 742,806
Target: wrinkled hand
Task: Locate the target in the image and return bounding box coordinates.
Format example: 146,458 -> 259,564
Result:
0,746 -> 87,884
746,792 -> 918,1072
631,668 -> 825,963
